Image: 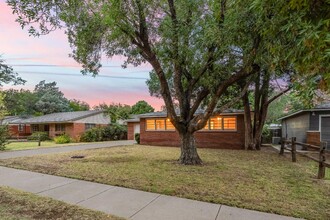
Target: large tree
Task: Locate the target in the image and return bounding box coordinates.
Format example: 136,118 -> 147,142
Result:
7,0 -> 266,164
3,89 -> 38,116
34,80 -> 70,114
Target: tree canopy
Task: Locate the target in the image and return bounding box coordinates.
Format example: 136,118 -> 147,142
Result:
7,0 -> 328,164
131,100 -> 154,115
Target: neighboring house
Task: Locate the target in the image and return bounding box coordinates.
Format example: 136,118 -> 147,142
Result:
279,104 -> 330,149
127,110 -> 245,149
0,116 -> 32,138
20,110 -> 111,140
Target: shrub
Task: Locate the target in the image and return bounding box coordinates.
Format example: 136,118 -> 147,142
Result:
54,134 -> 71,144
135,133 -> 140,144
27,132 -> 49,141
0,125 -> 9,151
80,124 -> 127,142
80,127 -> 104,142
103,124 -> 127,141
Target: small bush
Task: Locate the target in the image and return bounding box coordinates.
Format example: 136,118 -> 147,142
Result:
0,125 -> 9,151
54,134 -> 71,144
80,127 -> 104,142
27,132 -> 49,141
135,133 -> 140,144
80,124 -> 127,142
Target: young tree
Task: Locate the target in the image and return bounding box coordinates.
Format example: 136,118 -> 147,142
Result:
8,0 -> 263,164
131,100 -> 154,115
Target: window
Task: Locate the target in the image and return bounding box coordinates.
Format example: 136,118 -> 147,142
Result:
85,123 -> 96,130
165,119 -> 175,130
223,117 -> 236,130
146,118 -> 175,131
32,124 -> 39,132
203,116 -> 237,131
155,119 -> 165,130
55,124 -> 65,132
146,119 -> 155,130
18,124 -> 24,132
209,117 -> 222,130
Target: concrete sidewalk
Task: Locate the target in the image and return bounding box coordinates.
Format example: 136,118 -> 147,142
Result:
0,166 -> 302,220
0,140 -> 134,159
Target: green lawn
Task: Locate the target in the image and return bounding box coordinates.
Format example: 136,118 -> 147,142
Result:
0,186 -> 124,220
0,145 -> 329,220
5,141 -> 83,151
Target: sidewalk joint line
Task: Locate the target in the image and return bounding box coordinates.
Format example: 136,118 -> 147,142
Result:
76,186 -> 115,205
215,204 -> 222,220
129,194 -> 162,219
36,180 -> 79,194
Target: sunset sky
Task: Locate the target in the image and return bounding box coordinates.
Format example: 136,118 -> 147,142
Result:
0,0 -> 164,110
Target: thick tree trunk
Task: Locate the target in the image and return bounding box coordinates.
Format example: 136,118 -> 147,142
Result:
178,131 -> 202,165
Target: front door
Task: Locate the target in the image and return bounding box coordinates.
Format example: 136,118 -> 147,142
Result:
320,116 -> 330,150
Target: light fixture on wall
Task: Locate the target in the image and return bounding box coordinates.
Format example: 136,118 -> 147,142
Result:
312,111 -> 316,116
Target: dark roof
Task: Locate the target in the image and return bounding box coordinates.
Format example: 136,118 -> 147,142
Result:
0,116 -> 32,125
278,108 -> 330,120
20,110 -> 104,124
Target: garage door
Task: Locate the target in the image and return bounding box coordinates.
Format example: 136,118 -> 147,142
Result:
321,116 -> 330,150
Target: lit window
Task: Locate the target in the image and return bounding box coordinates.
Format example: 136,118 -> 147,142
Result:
209,117 -> 222,130
223,117 -> 236,130
55,124 -> 65,132
146,119 -> 155,130
155,119 -> 165,130
166,119 -> 175,130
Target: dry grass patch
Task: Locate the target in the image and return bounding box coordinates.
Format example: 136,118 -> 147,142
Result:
0,145 -> 329,220
0,186 -> 124,220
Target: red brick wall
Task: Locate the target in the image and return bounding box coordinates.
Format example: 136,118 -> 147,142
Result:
127,122 -> 139,140
140,114 -> 245,149
306,131 -> 320,146
8,124 -> 31,137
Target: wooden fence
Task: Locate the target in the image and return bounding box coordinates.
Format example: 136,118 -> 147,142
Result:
279,137 -> 330,179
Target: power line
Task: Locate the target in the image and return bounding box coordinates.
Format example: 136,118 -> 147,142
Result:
17,71 -> 149,80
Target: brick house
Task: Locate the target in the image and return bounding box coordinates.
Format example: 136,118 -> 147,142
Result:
1,116 -> 31,138
127,110 -> 245,149
279,105 -> 330,149
20,110 -> 111,140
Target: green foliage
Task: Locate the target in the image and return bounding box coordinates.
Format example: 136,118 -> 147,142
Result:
0,125 -> 9,151
3,89 -> 38,116
69,99 -> 90,111
102,124 -> 127,141
96,103 -> 131,123
135,133 -> 140,144
131,100 -> 154,115
80,127 -> 104,142
0,58 -> 26,86
80,124 -> 127,142
34,80 -> 70,114
54,134 -> 71,144
27,132 -> 49,141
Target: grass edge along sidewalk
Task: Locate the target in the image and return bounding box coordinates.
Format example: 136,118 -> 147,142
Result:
0,186 -> 124,220
0,145 -> 329,220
